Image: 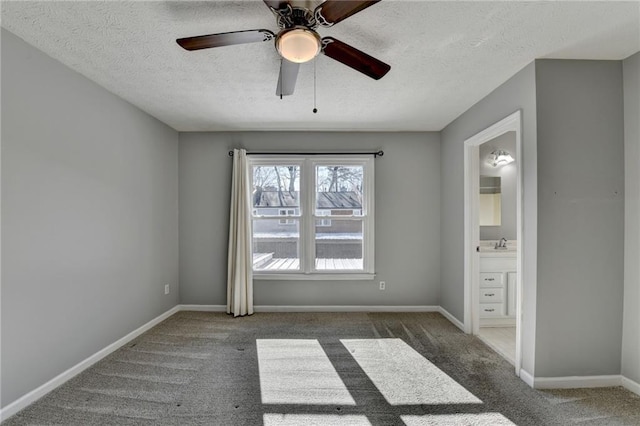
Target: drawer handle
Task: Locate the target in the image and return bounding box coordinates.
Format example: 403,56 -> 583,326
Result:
484,278 -> 495,281
484,293 -> 495,296
484,308 -> 495,312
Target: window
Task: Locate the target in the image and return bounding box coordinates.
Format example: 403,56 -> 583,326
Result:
250,156 -> 375,279
316,210 -> 332,227
279,209 -> 296,225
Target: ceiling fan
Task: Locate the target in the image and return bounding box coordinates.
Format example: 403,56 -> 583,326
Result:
176,0 -> 391,97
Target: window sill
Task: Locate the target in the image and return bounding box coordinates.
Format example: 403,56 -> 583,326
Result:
254,272 -> 376,281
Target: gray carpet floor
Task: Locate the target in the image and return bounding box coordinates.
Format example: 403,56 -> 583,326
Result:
4,312 -> 640,425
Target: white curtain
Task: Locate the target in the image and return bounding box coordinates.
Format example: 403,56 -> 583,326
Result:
227,149 -> 253,317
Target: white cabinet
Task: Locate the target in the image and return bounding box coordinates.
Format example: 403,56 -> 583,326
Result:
479,254 -> 516,326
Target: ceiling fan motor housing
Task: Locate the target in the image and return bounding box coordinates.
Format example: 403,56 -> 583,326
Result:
276,6 -> 317,29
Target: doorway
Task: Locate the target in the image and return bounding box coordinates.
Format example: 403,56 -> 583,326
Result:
463,111 -> 523,376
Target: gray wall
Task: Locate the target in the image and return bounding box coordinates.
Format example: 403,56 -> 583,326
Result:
534,60 -> 624,377
479,132 -> 517,241
622,52 -> 640,384
440,62 -> 538,374
1,29 -> 179,407
179,132 -> 440,306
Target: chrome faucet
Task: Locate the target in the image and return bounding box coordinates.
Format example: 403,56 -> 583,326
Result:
495,238 -> 508,249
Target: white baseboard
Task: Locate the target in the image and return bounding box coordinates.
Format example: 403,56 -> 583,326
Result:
181,304 -> 451,317
437,307 -> 465,332
519,369 -> 535,388
176,305 -> 441,313
533,375 -> 622,389
622,376 -> 640,396
0,305 -> 180,422
253,305 -> 440,313
178,304 -> 226,312
516,372 -> 639,395
180,304 -> 450,314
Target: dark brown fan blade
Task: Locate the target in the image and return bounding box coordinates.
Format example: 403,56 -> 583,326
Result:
177,29 -> 275,51
263,0 -> 290,11
322,37 -> 390,80
314,0 -> 381,26
276,59 -> 300,97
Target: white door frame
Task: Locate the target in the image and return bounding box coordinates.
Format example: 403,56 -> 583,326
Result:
463,110 -> 523,376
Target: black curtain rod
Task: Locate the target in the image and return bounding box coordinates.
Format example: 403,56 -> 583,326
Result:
228,150 -> 384,158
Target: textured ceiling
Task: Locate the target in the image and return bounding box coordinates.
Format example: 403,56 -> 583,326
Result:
2,1 -> 639,132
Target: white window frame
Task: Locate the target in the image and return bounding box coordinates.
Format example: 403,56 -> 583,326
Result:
250,155 -> 375,280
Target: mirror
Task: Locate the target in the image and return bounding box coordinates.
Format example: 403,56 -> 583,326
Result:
479,176 -> 501,226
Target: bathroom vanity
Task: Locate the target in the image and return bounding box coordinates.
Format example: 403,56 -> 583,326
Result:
478,244 -> 516,327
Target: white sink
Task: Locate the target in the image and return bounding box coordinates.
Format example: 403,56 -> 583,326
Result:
478,246 -> 516,252
478,241 -> 517,255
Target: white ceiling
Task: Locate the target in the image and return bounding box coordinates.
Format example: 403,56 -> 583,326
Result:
2,1 -> 638,132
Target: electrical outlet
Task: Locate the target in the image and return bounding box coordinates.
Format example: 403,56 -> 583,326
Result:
164,284 -> 170,295
379,281 -> 385,290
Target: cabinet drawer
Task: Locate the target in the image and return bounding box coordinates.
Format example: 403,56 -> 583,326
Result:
479,272 -> 503,287
480,287 -> 504,303
480,303 -> 504,317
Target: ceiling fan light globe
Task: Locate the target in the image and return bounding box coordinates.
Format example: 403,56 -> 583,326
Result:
276,28 -> 321,64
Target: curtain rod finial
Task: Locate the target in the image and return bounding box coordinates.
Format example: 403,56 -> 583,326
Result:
375,150 -> 384,158
228,150 -> 234,157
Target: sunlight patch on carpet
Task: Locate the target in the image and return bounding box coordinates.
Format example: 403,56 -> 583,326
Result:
401,413 -> 515,425
264,414 -> 372,425
341,338 -> 482,405
257,339 -> 356,405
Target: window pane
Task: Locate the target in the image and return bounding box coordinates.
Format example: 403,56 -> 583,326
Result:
315,220 -> 363,270
316,166 -> 363,216
253,165 -> 300,216
253,219 -> 300,271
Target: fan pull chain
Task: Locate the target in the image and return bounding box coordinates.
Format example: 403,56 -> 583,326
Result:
313,58 -> 318,113
279,59 -> 283,100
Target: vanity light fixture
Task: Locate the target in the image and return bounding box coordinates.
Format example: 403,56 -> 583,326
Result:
487,150 -> 514,168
